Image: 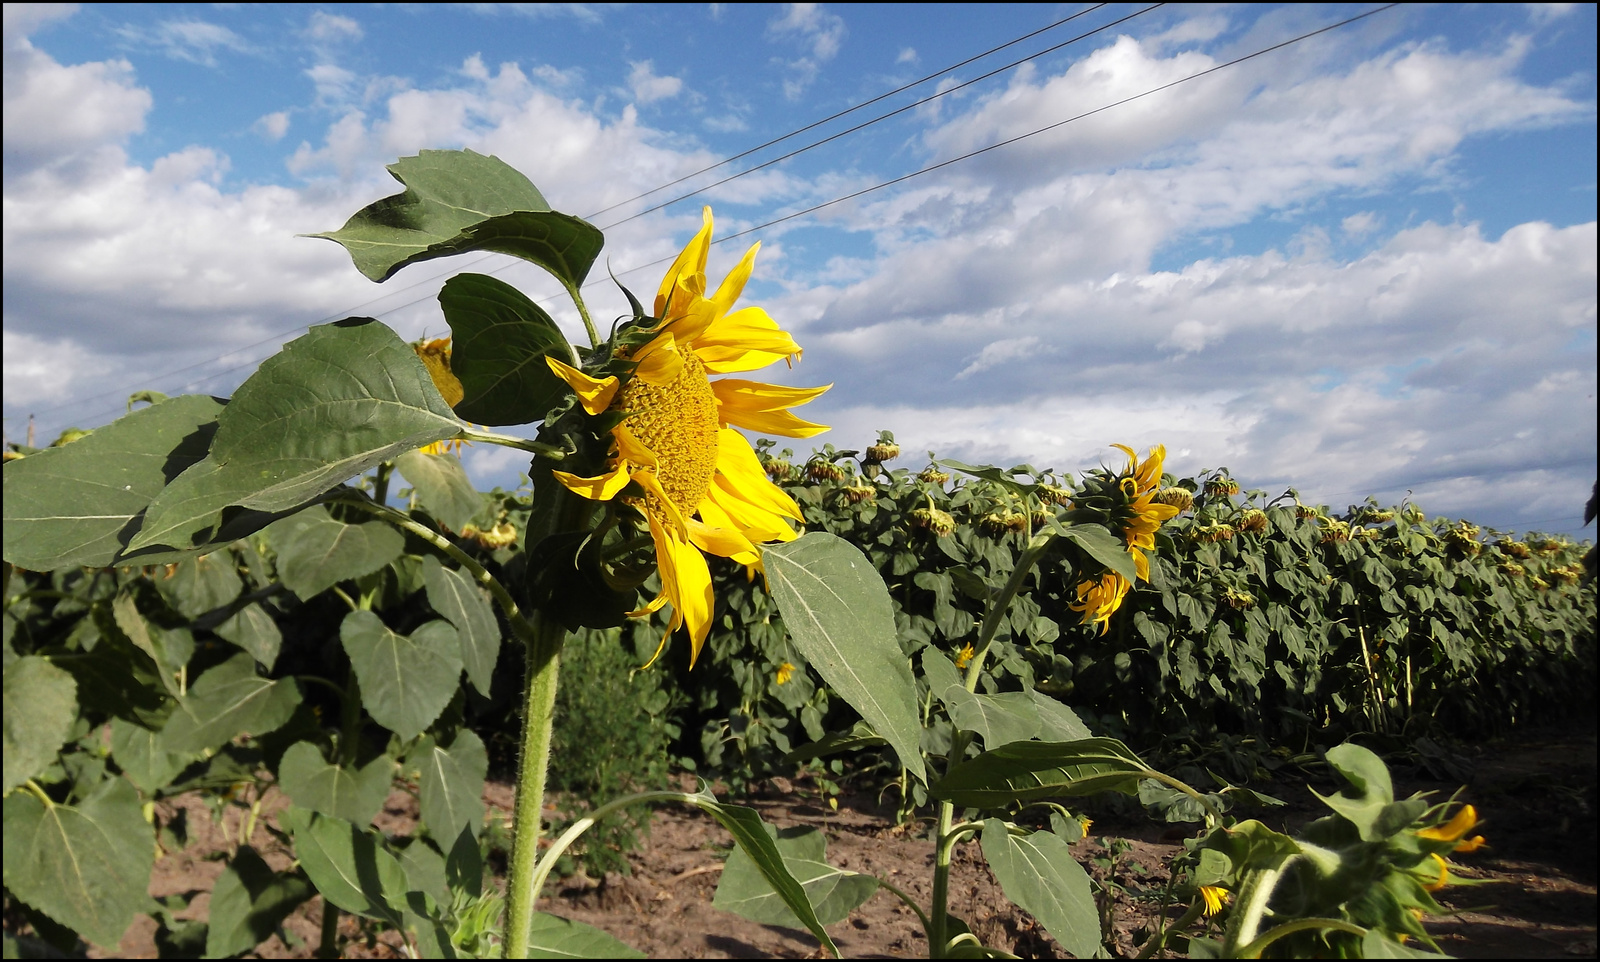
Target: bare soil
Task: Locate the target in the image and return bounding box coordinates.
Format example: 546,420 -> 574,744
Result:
26,726 -> 1596,959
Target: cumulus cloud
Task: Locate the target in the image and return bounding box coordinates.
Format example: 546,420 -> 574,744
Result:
627,60 -> 684,105
305,11 -> 362,44
3,14 -> 151,173
253,110 -> 290,141
768,2 -> 845,99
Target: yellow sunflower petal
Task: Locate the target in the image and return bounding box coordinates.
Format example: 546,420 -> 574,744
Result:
551,462 -> 632,501
712,379 -> 831,438
710,241 -> 760,319
712,428 -> 805,521
687,516 -> 759,565
650,515 -> 714,665
632,468 -> 689,537
654,207 -> 713,317
702,484 -> 801,544
695,307 -> 803,373
632,331 -> 684,387
546,357 -> 619,416
613,424 -> 660,469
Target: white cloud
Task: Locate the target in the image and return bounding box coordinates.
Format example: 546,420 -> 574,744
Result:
1341,211 -> 1381,239
3,14 -> 151,172
253,110 -> 290,141
305,11 -> 362,44
955,335 -> 1046,379
116,18 -> 252,67
897,47 -> 917,65
627,60 -> 683,105
768,3 -> 845,100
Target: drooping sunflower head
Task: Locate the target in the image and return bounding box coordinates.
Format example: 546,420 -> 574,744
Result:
543,207 -> 831,665
1070,571 -> 1131,635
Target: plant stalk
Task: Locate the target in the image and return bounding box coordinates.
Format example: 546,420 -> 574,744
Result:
504,614 -> 565,959
317,900 -> 340,959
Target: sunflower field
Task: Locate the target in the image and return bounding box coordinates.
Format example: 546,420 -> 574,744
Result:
3,149 -> 1591,959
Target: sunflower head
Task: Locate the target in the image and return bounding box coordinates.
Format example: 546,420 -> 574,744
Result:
413,336 -> 465,408
1238,509 -> 1269,534
1070,571 -> 1131,635
918,466 -> 952,486
540,207 -> 830,664
865,431 -> 900,464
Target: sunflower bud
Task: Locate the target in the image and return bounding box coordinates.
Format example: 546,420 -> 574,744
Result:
1030,507 -> 1055,527
918,466 -> 951,485
1295,503 -> 1323,521
866,442 -> 900,463
1153,487 -> 1194,512
1238,509 -> 1268,534
1320,519 -> 1352,543
478,522 -> 518,549
764,458 -> 794,482
1498,560 -> 1525,577
1224,588 -> 1256,610
1550,564 -> 1581,586
980,510 -> 1027,537
806,459 -> 846,483
1192,522 -> 1236,543
1204,477 -> 1240,498
50,427 -> 94,447
1529,574 -> 1550,590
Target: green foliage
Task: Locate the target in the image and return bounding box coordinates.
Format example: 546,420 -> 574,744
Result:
713,825 -> 878,927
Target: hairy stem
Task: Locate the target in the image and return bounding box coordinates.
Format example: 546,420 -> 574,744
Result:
1234,917 -> 1368,959
564,281 -> 601,350
504,615 -> 565,958
456,427 -> 566,459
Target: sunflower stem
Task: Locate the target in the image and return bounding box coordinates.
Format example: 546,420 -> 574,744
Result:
563,280 -> 601,349
456,428 -> 566,459
505,615 -> 564,959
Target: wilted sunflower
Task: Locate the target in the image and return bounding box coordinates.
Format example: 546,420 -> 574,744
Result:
546,208 -> 830,663
1070,571 -> 1131,635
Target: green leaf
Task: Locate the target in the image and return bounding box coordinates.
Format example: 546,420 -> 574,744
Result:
1059,524 -> 1138,583
204,845 -> 314,959
111,593 -> 186,697
395,450 -> 482,533
340,611 -> 462,741
782,720 -> 886,765
438,273 -> 575,425
762,534 -> 925,781
398,840 -> 449,905
1313,743 -> 1429,841
1138,778 -> 1229,823
109,717 -> 196,795
940,688 -> 1040,748
422,555 -> 500,697
212,603 -> 284,671
1,394 -> 224,569
980,821 -> 1099,960
444,825 -> 483,899
279,806 -> 408,927
266,504 -> 405,600
310,149 -> 604,288
932,738 -> 1149,809
2,776 -> 154,949
3,656 -> 78,794
414,730 -> 487,841
524,912 -> 645,960
713,825 -> 878,928
1029,692 -> 1092,741
688,796 -> 839,957
158,553 -> 243,620
920,645 -> 962,693
277,741 -> 393,827
131,320 -> 460,551
159,653 -> 303,755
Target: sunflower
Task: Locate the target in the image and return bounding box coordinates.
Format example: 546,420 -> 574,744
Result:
546,207 -> 829,663
1069,571 -> 1131,635
1111,443 -> 1180,581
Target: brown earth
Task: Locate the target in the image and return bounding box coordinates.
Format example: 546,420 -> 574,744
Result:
17,726 -> 1594,959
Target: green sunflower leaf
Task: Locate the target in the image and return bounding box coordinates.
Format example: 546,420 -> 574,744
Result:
340,611 -> 462,742
395,449 -> 482,533
2,776 -> 154,950
931,738 -> 1149,809
130,320 -> 459,553
762,533 -> 925,781
422,555 -> 500,697
1,394 -> 224,569
310,149 -> 604,290
524,913 -> 644,959
279,807 -> 408,928
980,821 -> 1099,959
266,505 -> 405,601
204,846 -> 314,959
277,741 -> 393,827
3,656 -> 78,794
413,730 -> 487,842
158,653 -> 302,755
437,273 -> 574,426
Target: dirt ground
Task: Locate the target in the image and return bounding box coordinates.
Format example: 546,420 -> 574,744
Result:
23,725 -> 1596,959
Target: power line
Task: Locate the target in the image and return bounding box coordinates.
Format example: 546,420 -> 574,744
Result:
584,3 -> 1113,220
25,4 -> 1133,421
596,3 -> 1165,230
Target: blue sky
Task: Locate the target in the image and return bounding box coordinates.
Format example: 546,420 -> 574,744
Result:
4,3 -> 1596,536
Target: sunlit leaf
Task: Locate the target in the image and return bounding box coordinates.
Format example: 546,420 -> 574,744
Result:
714,825 -> 877,928
131,320 -> 459,552
158,653 -> 302,755
524,912 -> 644,959
395,450 -> 482,533
310,149 -> 604,289
280,806 -> 408,927
762,534 -> 924,781
277,741 -> 393,827
940,687 -> 1040,748
267,505 -> 404,600
980,821 -> 1099,959
414,731 -> 487,841
204,845 -> 314,959
932,738 -> 1149,808
1,394 -> 223,569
